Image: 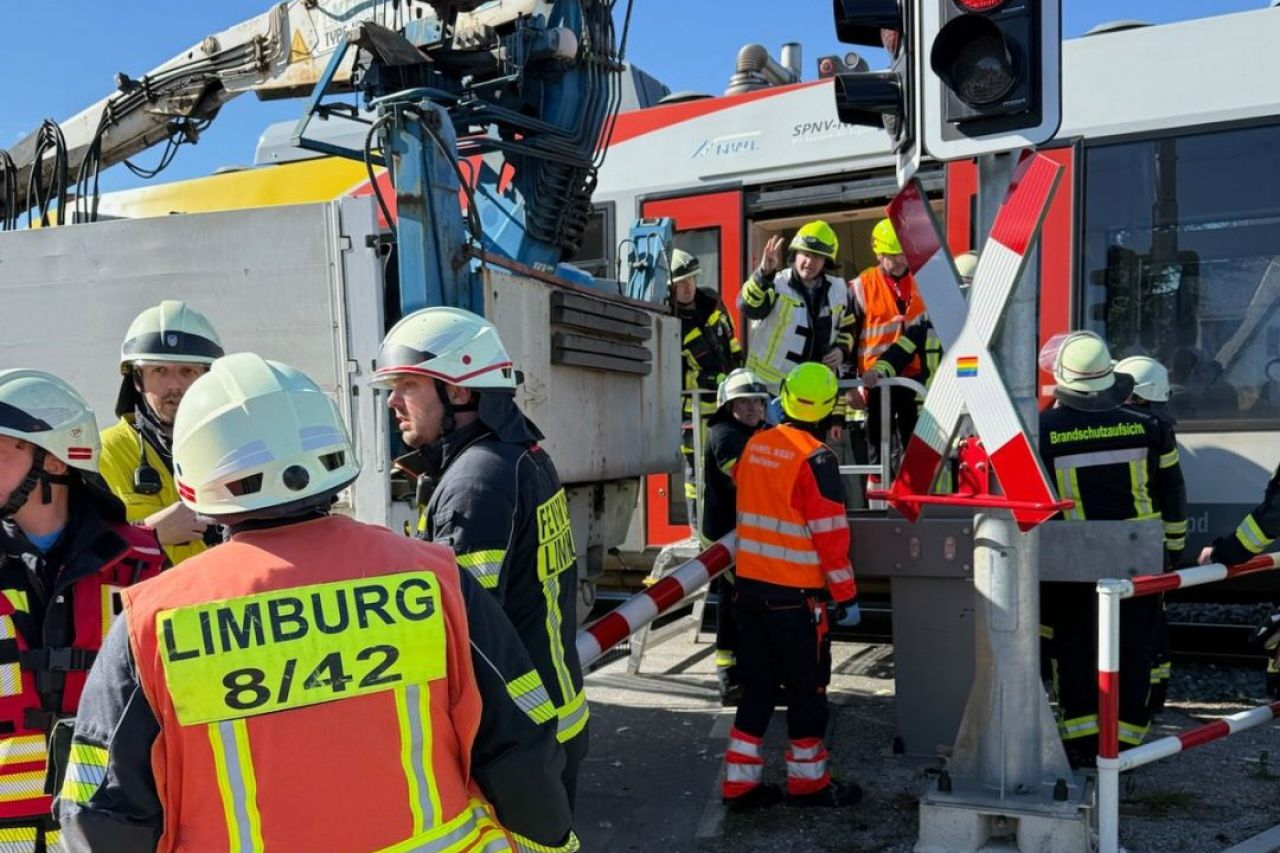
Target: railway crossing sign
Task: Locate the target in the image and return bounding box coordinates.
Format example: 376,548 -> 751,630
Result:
884,151 -> 1064,531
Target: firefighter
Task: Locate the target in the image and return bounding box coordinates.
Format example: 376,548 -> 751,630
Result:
723,362 -> 861,812
1039,332 -> 1187,767
850,219 -> 929,485
99,300 -> 225,564
56,353 -> 577,853
376,307 -> 589,808
1198,376 -> 1280,695
740,221 -> 853,440
672,248 -> 743,532
0,369 -> 163,852
701,368 -> 771,705
1116,355 -> 1181,714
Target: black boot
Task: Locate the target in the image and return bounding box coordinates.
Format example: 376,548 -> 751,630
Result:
788,780 -> 863,808
724,783 -> 783,813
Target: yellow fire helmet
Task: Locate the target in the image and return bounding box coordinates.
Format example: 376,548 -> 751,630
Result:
779,362 -> 838,423
789,220 -> 839,264
872,218 -> 903,256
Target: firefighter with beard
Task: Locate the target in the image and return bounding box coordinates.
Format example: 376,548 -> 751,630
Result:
701,368 -> 770,705
376,307 -> 589,808
99,301 -> 225,564
0,369 -> 163,852
1039,333 -> 1186,767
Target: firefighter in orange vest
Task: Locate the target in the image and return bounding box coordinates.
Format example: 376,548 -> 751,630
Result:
55,354 -> 578,853
850,218 -> 929,479
722,362 -> 862,813
0,369 -> 164,853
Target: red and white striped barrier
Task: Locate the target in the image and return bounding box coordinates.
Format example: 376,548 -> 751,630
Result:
576,535 -> 736,670
1096,552 -> 1280,853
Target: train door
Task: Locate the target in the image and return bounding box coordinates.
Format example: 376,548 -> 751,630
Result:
638,187 -> 745,547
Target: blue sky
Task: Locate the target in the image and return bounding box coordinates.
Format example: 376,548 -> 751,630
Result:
0,0 -> 1264,195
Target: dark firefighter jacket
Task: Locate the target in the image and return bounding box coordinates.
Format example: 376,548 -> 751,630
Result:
1210,461 -> 1280,566
1039,402 -> 1188,560
700,414 -> 761,544
677,288 -> 743,426
53,518 -> 572,851
403,415 -> 589,747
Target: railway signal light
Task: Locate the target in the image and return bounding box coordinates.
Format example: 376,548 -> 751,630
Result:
921,0 -> 1062,159
831,0 -> 921,184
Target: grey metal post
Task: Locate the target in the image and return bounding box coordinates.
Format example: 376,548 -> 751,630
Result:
945,151 -> 1073,792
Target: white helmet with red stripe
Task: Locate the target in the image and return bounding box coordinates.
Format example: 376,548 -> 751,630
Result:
0,369 -> 100,473
372,307 -> 516,391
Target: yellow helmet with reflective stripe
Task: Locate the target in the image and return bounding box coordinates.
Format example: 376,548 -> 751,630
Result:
872,218 -> 902,255
779,362 -> 838,423
789,220 -> 839,263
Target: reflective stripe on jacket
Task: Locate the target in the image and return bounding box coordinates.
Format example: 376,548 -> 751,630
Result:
851,266 -> 927,377
733,424 -> 856,601
419,425 -> 589,747
122,516 -> 520,852
1039,403 -> 1188,557
0,515 -> 162,825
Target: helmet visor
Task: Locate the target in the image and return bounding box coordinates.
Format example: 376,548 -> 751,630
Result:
122,331 -> 224,363
0,401 -> 50,433
794,233 -> 836,258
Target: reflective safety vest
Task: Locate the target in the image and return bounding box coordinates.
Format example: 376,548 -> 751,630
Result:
124,515 -> 516,853
745,270 -> 850,390
853,266 -> 926,376
0,523 -> 162,824
734,426 -> 856,599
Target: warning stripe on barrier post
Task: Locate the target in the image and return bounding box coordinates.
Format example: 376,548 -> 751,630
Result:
576,536 -> 736,670
1096,551 -> 1280,853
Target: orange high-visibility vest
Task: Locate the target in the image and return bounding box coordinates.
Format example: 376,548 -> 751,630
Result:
734,426 -> 855,598
855,266 -> 926,375
124,514 -> 514,853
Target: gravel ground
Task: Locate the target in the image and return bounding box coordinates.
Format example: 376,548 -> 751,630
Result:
581,628 -> 1280,852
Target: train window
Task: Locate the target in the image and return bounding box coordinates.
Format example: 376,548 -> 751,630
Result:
1081,122 -> 1280,428
575,202 -> 615,279
674,228 -> 723,298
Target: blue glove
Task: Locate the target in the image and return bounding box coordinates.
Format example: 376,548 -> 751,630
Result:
766,396 -> 784,426
833,602 -> 861,628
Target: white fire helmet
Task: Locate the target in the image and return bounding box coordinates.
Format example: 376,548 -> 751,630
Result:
1115,355 -> 1171,403
372,307 -> 516,392
0,369 -> 100,473
172,353 -> 359,518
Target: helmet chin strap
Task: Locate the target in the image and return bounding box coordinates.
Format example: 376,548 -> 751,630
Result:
0,447 -> 70,519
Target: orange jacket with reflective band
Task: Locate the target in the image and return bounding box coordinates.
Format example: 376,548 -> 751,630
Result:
0,521 -> 162,822
853,266 -> 926,376
124,515 -> 513,853
733,425 -> 856,601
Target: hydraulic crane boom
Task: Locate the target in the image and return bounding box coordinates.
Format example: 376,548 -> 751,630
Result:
0,0 -> 573,227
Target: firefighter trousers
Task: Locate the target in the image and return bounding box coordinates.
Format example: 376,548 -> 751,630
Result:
562,723 -> 589,811
731,590 -> 832,741
714,573 -> 740,690
865,386 -> 919,469
1043,582 -> 1158,758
